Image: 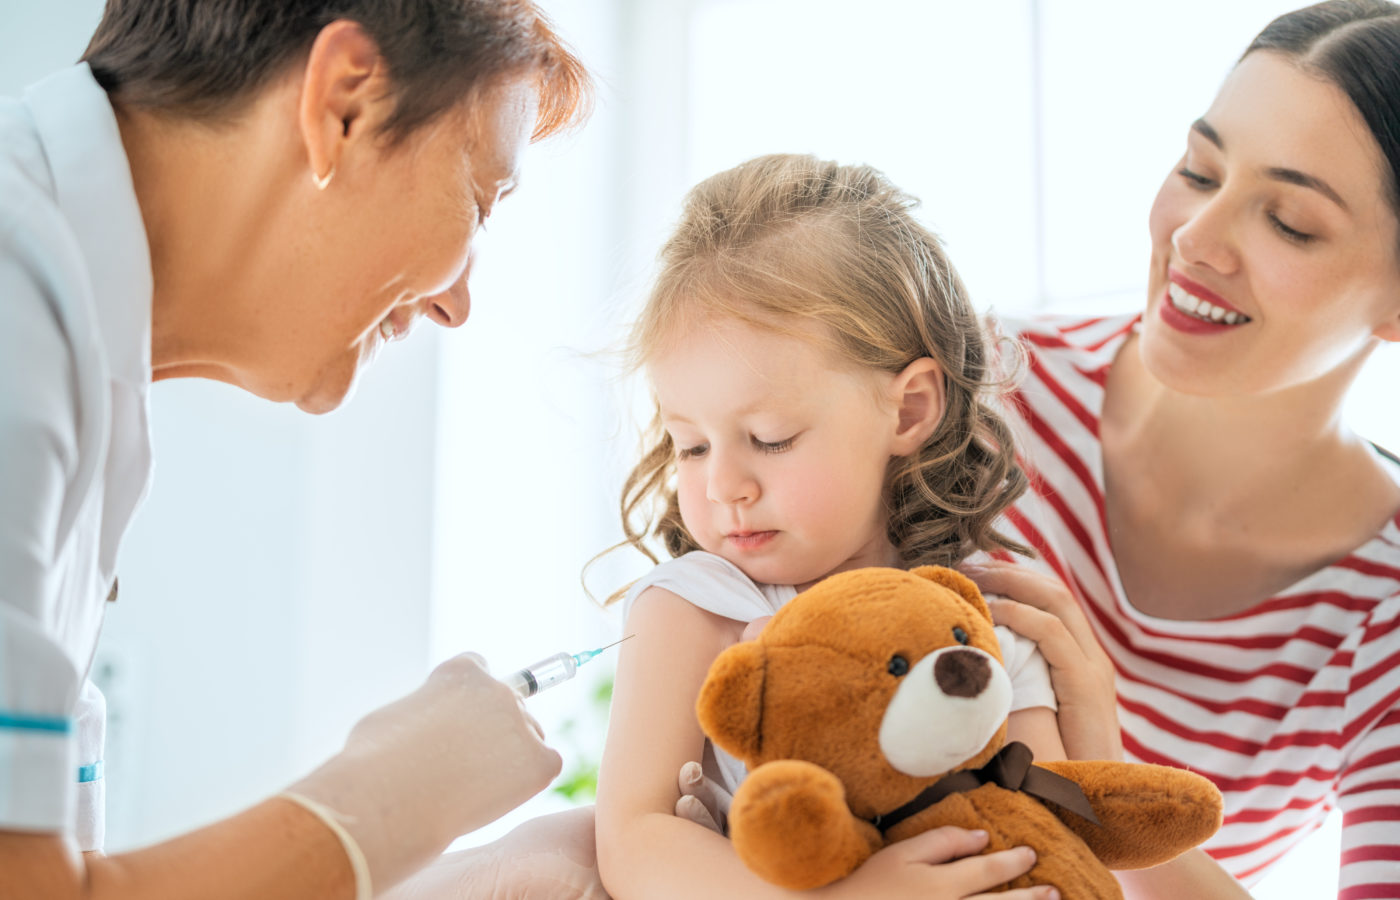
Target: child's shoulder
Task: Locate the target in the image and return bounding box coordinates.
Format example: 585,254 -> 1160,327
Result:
624,551 -> 792,623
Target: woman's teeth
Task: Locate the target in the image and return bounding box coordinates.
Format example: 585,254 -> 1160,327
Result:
1168,283 -> 1251,325
379,318 -> 397,341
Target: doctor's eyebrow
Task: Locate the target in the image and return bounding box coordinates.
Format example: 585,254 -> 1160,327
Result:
1190,117 -> 1349,212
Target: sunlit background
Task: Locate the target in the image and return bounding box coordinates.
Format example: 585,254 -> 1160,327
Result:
8,0 -> 1397,895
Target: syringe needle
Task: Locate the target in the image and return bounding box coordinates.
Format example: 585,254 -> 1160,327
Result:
573,634 -> 635,666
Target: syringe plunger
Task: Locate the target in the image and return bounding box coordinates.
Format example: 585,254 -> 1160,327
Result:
503,652 -> 577,698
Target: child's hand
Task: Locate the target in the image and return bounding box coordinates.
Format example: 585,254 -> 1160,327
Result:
816,828 -> 1057,900
960,562 -> 1123,762
675,760 -> 732,834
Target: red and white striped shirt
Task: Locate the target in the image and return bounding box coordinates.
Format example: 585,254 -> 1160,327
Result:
997,313 -> 1400,897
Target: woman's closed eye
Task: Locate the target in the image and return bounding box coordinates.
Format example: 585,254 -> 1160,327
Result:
1178,166 -> 1317,245
1268,212 -> 1314,244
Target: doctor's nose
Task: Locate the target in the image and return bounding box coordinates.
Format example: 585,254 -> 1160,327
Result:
426,248 -> 477,328
706,455 -> 760,506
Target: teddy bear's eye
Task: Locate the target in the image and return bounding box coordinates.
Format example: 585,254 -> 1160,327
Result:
952,626 -> 970,645
887,655 -> 909,677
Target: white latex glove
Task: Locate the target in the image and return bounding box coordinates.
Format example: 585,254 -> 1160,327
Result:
674,760 -> 732,835
384,806 -> 610,900
286,653 -> 563,896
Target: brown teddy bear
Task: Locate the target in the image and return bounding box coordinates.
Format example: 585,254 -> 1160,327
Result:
696,565 -> 1224,897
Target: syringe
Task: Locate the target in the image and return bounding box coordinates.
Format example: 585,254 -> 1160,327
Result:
503,635 -> 634,698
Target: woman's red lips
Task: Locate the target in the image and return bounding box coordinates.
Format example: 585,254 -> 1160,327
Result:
1168,269 -> 1244,315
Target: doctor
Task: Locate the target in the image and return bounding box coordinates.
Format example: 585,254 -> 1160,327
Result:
0,1 -> 590,898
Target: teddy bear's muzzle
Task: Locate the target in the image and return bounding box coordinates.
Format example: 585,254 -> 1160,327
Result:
878,645 -> 1013,777
934,648 -> 991,698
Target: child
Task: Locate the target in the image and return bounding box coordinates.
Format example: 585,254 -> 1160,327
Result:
594,154 -> 1065,900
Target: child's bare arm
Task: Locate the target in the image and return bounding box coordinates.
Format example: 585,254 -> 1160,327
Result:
595,586 -> 784,898
595,588 -> 1046,900
1007,707 -> 1067,762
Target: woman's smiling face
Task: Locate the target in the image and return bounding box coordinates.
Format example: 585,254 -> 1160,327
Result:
1140,51 -> 1400,398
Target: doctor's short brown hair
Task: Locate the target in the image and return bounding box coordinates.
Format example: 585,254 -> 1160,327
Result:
82,0 -> 590,143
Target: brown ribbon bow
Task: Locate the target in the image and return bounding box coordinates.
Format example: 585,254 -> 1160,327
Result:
869,741 -> 1100,833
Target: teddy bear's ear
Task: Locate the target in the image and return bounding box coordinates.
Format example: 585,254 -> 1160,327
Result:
695,641 -> 767,764
910,566 -> 992,623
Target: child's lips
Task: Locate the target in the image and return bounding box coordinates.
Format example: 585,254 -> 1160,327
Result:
727,530 -> 777,550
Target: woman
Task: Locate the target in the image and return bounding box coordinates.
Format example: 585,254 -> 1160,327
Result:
0,1 -> 590,898
968,1 -> 1400,897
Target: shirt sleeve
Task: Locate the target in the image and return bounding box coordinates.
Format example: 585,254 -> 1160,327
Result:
995,624 -> 1057,713
622,552 -> 781,623
1335,594 -> 1400,898
0,213 -> 87,836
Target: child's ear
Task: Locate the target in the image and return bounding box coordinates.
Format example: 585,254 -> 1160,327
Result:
889,357 -> 946,456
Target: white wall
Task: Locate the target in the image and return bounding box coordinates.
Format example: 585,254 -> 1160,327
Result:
428,0 -> 633,842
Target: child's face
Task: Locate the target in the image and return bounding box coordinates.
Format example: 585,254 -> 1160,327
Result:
649,318 -> 902,590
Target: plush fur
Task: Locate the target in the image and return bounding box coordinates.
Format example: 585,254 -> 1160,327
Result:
696,566 -> 1224,896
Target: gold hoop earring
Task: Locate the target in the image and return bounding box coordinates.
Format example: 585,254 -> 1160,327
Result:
312,165 -> 335,191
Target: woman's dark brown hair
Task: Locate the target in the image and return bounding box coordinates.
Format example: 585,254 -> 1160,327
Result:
82,0 -> 591,142
1245,1 -> 1400,234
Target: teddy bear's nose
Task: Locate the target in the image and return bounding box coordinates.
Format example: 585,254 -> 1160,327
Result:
934,648 -> 991,697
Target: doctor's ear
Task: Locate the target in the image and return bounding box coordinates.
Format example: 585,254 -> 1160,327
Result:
298,21 -> 391,190
889,357 -> 946,457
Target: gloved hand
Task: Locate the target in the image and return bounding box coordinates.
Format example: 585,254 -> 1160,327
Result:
674,760 -> 732,835
285,653 -> 563,896
383,806 -> 610,900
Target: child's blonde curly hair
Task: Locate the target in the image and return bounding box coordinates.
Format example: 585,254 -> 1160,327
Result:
607,154 -> 1028,601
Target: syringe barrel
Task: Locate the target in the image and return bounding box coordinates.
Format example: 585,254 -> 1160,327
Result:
503,651 -> 578,698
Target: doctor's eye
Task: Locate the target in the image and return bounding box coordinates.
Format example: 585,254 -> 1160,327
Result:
887,655 -> 909,677
952,627 -> 970,645
1177,167 -> 1216,190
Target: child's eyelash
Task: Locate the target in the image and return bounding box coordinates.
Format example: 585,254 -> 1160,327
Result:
674,436 -> 795,459
753,436 -> 794,454
676,443 -> 708,461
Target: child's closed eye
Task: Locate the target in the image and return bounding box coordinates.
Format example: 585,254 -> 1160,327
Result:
677,442 -> 709,461
752,435 -> 795,454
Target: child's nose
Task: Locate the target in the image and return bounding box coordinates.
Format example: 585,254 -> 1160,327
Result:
706,454 -> 759,505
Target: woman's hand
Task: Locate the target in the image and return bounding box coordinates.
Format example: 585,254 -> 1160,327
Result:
817,829 -> 1057,900
961,563 -> 1124,761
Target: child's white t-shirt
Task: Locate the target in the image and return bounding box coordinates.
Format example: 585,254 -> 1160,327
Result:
623,551 -> 1058,794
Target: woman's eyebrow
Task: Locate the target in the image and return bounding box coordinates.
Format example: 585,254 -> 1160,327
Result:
1265,166 -> 1348,212
1191,117 -> 1349,212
